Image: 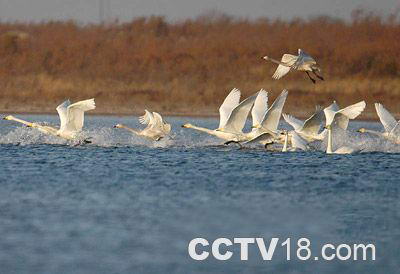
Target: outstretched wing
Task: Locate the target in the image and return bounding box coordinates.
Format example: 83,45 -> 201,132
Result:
282,113 -> 303,131
324,101 -> 340,126
219,88 -> 241,129
327,101 -> 366,129
251,89 -> 268,127
375,103 -> 397,133
56,99 -> 71,130
139,109 -> 155,125
294,49 -> 316,69
260,90 -> 288,132
272,54 -> 298,79
301,106 -> 323,135
222,93 -> 258,133
63,98 -> 95,132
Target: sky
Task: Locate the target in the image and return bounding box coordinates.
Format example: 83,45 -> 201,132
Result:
0,0 -> 399,23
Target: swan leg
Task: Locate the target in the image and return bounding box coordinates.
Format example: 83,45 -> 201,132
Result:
264,142 -> 273,150
306,71 -> 316,84
313,70 -> 324,80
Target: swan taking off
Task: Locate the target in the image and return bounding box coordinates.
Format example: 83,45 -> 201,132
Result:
263,49 -> 324,83
358,103 -> 400,144
114,110 -> 171,141
283,105 -> 324,142
324,100 -> 366,130
182,88 -> 258,143
3,98 -> 95,141
325,124 -> 356,154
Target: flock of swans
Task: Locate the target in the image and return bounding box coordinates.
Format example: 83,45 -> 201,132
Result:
2,49 -> 399,154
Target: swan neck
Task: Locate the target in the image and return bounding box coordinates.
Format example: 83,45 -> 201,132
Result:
364,129 -> 383,136
327,127 -> 333,154
282,133 -> 288,152
188,124 -> 215,135
8,116 -> 34,127
118,124 -> 140,135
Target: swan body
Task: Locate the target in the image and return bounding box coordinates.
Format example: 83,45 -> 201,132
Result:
3,98 -> 95,141
182,88 -> 257,142
114,110 -> 171,141
263,49 -> 324,83
358,103 -> 400,144
281,130 -> 308,152
283,105 -> 324,142
325,125 -> 355,154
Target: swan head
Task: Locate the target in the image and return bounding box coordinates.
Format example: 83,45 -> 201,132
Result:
251,124 -> 262,129
324,124 -> 332,130
357,128 -> 366,133
114,124 -> 124,129
262,56 -> 269,61
181,123 -> 192,128
3,115 -> 14,120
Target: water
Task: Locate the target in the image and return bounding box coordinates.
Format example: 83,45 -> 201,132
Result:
0,115 -> 399,274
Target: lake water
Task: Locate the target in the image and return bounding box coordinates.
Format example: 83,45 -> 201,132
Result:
0,115 -> 399,274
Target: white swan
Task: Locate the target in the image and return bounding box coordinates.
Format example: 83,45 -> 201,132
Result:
325,124 -> 356,154
263,49 -> 324,83
182,88 -> 257,142
114,110 -> 171,141
281,130 -> 308,152
3,98 -> 95,141
358,103 -> 400,144
244,89 -> 289,147
283,105 -> 324,142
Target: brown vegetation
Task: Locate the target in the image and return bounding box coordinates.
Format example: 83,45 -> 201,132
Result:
0,11 -> 399,118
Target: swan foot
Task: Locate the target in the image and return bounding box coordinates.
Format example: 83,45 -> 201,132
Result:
306,71 -> 316,84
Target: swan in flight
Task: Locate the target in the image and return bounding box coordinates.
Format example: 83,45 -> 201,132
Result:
114,110 -> 171,141
263,49 -> 324,83
283,106 -> 324,142
358,103 -> 400,144
182,88 -> 257,143
3,98 -> 95,142
325,124 -> 356,154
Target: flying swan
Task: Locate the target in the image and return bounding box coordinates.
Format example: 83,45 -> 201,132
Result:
263,49 -> 324,83
114,110 -> 171,141
3,98 -> 95,142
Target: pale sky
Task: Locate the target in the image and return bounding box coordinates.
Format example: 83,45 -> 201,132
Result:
0,0 -> 399,23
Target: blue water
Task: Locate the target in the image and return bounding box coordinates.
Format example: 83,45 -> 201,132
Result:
0,115 -> 399,274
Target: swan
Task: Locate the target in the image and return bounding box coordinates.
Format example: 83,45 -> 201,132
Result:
182,88 -> 258,143
243,89 -> 289,147
3,98 -> 95,142
281,130 -> 308,152
325,124 -> 356,154
357,103 -> 400,144
114,110 -> 171,141
283,105 -> 324,142
263,49 -> 324,83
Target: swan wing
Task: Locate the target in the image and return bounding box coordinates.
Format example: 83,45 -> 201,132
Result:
291,131 -> 308,150
294,49 -> 316,68
337,101 -> 366,119
324,101 -> 340,126
375,103 -> 397,133
282,113 -> 303,131
389,122 -> 400,137
64,98 -> 95,132
272,54 -> 297,79
222,93 -> 257,133
56,99 -> 71,130
301,106 -> 323,135
251,89 -> 268,127
260,90 -> 288,132
139,109 -> 154,125
219,88 -> 241,129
